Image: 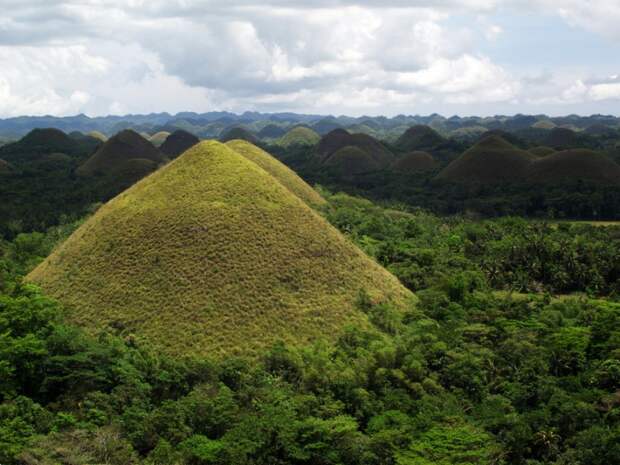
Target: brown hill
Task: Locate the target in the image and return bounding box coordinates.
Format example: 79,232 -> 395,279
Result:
76,129 -> 167,177
324,146 -> 382,175
547,127 -> 577,148
527,149 -> 620,184
160,130 -> 200,159
391,151 -> 438,173
436,135 -> 535,184
316,129 -> 395,169
396,125 -> 445,151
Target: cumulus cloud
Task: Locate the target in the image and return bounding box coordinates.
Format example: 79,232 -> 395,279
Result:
0,0 -> 617,116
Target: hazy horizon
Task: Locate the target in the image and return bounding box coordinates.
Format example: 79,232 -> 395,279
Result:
1,1 -> 619,118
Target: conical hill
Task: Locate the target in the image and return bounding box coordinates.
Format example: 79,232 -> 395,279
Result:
28,141 -> 412,357
76,129 -> 167,177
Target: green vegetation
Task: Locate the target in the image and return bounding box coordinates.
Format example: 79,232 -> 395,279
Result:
28,141 -> 411,357
391,151 -> 437,173
529,146 -> 556,157
275,126 -> 321,148
316,129 -> 395,170
395,125 -> 445,151
1,192 -> 619,464
225,140 -> 326,207
325,145 -> 382,175
87,130 -> 107,142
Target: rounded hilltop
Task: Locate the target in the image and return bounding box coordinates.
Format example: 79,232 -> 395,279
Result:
316,129 -> 395,173
527,149 -> 620,184
220,126 -> 259,144
28,140 -> 412,357
160,129 -> 200,159
76,129 -> 167,177
395,125 -> 445,151
275,126 -> 321,148
148,131 -> 171,147
436,135 -> 535,184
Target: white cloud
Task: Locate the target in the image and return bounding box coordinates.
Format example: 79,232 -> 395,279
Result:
0,0 -> 617,116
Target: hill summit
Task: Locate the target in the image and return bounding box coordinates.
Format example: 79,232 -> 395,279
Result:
395,125 -> 445,151
316,129 -> 395,171
276,126 -> 321,148
160,130 -> 200,159
28,140 -> 411,357
76,129 -> 167,177
436,135 -> 535,184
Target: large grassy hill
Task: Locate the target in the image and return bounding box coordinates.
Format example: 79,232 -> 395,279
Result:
28,140 -> 412,357
148,131 -> 171,147
436,135 -> 535,184
76,129 -> 167,177
226,139 -> 326,207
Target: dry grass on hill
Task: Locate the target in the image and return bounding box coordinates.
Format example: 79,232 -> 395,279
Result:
225,139 -> 326,207
28,140 -> 412,357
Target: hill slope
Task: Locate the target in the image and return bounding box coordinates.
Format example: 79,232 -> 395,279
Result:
396,125 -> 445,151
225,140 -> 326,207
28,141 -> 411,357
0,158 -> 12,174
160,130 -> 200,159
77,130 -> 167,177
316,129 -> 395,169
391,151 -> 438,173
276,126 -> 321,148
0,128 -> 98,164
324,146 -> 382,175
527,149 -> 620,184
436,135 -> 535,184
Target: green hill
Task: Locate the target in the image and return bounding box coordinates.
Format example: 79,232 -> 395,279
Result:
527,149 -> 620,184
160,130 -> 200,159
149,131 -> 171,147
76,129 -> 167,177
316,129 -> 395,169
391,151 -> 438,173
395,125 -> 445,151
0,128 -> 98,164
225,139 -> 326,207
257,124 -> 288,140
436,135 -> 535,184
529,146 -> 556,157
275,126 -> 321,148
220,126 -> 259,144
27,140 -> 412,357
87,130 -> 107,142
324,145 -> 382,175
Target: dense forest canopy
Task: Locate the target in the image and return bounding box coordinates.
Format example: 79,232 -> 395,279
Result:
1,119 -> 619,464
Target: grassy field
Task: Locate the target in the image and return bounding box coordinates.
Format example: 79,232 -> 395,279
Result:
28,140 -> 412,357
275,126 -> 320,147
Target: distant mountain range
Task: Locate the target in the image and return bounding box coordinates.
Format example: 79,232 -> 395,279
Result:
0,111 -> 618,141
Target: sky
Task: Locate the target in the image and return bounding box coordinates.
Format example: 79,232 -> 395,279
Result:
0,0 -> 619,118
